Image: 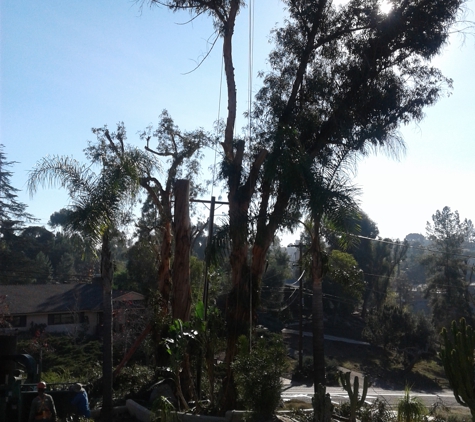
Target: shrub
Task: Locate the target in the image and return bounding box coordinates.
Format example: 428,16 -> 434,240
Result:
233,333 -> 287,419
397,386 -> 427,422
292,356 -> 314,383
359,398 -> 396,422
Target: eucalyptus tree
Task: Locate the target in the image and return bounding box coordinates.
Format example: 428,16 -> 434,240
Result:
27,128 -> 156,420
137,109 -> 211,321
144,0 -> 468,406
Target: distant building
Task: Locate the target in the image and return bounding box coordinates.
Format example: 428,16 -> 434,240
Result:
0,283 -> 145,336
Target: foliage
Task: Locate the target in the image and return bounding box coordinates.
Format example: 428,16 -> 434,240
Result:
260,243 -> 292,311
0,222 -> 98,285
440,318 -> 475,418
162,318 -> 198,410
397,385 -> 427,422
0,144 -> 36,224
359,398 -> 396,422
134,110 -> 212,322
143,0 -> 468,410
27,125 -> 156,420
324,250 -> 364,317
151,396 -> 178,422
363,305 -> 435,355
292,355 -> 314,383
18,333 -> 102,382
232,333 -> 287,419
33,251 -> 54,284
422,207 -> 474,330
113,364 -> 157,402
160,302 -> 225,411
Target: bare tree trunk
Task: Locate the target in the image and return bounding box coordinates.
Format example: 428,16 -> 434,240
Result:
158,221 -> 172,314
222,201 -> 250,411
101,232 -> 114,420
172,179 -> 191,322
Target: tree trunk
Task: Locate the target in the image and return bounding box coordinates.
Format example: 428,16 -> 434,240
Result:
311,223 -> 326,389
172,179 -> 192,322
101,231 -> 114,420
221,208 -> 250,411
158,220 -> 172,314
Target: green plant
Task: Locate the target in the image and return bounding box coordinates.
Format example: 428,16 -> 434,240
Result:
359,398 -> 396,422
293,356 -> 314,382
162,318 -> 198,410
397,385 -> 427,422
151,396 -> 178,422
339,371 -> 369,422
233,333 -> 287,419
325,358 -> 340,386
440,318 -> 475,419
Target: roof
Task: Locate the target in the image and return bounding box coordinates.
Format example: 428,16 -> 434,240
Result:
0,284 -> 145,315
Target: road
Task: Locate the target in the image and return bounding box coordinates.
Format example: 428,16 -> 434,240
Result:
281,380 -> 461,409
281,328 -> 464,411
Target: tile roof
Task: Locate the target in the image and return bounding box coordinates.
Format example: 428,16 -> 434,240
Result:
0,284 -> 143,315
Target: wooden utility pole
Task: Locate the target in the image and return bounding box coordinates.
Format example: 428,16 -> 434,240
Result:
202,196 -> 215,320
191,196 -> 228,398
289,242 -> 305,371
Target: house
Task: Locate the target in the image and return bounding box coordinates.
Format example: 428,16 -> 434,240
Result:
0,283 -> 145,336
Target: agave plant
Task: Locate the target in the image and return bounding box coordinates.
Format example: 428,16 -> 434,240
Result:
397,385 -> 427,422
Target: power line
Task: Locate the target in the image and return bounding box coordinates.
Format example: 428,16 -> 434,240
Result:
349,233 -> 475,260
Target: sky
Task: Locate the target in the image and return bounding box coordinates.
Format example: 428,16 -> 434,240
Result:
1,0 -> 474,244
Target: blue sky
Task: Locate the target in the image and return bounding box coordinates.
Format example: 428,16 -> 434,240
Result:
1,0 -> 474,242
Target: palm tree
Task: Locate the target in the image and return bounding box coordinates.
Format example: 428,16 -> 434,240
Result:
28,129 -> 155,419
303,149 -> 361,389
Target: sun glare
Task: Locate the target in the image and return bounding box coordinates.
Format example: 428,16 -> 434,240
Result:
379,0 -> 393,14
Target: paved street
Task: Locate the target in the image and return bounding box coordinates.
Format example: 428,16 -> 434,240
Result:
281,328 -> 465,412
282,380 -> 461,410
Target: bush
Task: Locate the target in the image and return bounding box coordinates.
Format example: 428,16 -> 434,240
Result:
292,356 -> 314,383
363,306 -> 435,353
233,333 -> 287,419
359,399 -> 396,422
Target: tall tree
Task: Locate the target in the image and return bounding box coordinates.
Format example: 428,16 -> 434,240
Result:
304,154 -> 361,388
27,127 -> 155,420
423,206 -> 474,331
137,110 -> 210,320
0,144 -> 37,284
0,144 -> 36,225
145,0 -> 467,407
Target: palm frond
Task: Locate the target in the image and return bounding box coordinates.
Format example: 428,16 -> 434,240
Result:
27,155 -> 97,199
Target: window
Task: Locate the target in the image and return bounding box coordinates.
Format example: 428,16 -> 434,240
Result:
6,315 -> 27,327
48,312 -> 84,325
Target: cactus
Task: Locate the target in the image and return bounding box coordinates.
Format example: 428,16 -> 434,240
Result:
439,318 -> 475,420
312,383 -> 333,422
339,371 -> 369,422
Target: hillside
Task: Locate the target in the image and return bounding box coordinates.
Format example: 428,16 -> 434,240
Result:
282,314 -> 448,391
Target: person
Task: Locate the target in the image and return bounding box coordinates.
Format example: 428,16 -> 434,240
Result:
70,383 -> 91,420
28,381 -> 57,422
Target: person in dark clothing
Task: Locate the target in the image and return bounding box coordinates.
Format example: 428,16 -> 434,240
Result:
70,383 -> 91,420
28,382 -> 57,422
